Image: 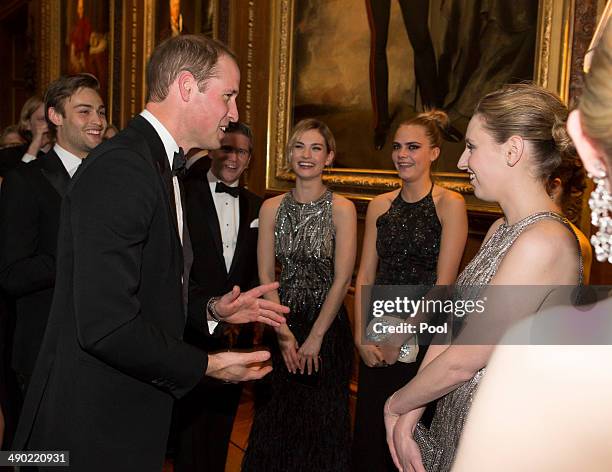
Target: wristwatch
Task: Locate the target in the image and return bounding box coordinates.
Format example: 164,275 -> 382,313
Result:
206,296 -> 222,322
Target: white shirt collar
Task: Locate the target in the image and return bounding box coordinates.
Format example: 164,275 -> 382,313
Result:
207,169 -> 239,187
53,143 -> 82,177
140,109 -> 180,169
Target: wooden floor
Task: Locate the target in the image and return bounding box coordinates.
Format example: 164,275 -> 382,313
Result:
163,389 -> 254,472
224,392 -> 255,472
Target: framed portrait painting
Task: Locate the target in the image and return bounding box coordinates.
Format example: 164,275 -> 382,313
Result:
266,0 -> 575,212
61,0 -> 112,108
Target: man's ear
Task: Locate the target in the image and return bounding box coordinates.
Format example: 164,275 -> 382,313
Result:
47,107 -> 63,127
504,135 -> 524,167
177,71 -> 197,102
567,109 -> 609,178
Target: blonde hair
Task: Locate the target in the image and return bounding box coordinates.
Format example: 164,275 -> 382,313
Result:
474,83 -> 576,181
579,21 -> 612,160
286,118 -> 336,162
18,96 -> 43,138
398,109 -> 449,148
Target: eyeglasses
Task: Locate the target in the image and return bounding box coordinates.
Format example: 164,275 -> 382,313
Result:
219,145 -> 250,159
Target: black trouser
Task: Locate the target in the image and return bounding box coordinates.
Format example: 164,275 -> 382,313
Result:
174,381 -> 243,472
366,0 -> 440,131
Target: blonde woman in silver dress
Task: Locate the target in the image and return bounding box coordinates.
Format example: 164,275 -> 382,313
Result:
243,119 -> 356,471
383,84 -> 583,472
453,19 -> 612,472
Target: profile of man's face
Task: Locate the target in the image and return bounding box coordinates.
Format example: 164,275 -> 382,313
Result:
186,55 -> 240,151
209,131 -> 251,185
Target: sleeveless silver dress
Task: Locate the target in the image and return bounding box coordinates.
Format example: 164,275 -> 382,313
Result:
243,190 -> 353,472
415,211 -> 582,471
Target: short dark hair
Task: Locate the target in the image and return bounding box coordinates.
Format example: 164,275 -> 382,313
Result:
225,121 -> 253,153
44,73 -> 101,135
146,34 -> 236,102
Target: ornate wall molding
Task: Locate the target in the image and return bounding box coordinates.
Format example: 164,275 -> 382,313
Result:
568,0 -> 598,230
243,0 -> 255,124
38,0 -> 60,93
534,0 -> 553,89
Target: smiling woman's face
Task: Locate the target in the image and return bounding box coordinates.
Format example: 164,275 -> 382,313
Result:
458,114 -> 507,202
289,128 -> 334,180
391,124 -> 438,182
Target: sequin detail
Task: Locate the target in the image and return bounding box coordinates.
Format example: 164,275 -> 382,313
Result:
415,211 -> 583,472
274,190 -> 335,328
375,188 -> 441,286
243,188 -> 353,471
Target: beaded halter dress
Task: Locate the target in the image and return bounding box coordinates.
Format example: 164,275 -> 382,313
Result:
243,190 -> 353,472
415,211 -> 582,472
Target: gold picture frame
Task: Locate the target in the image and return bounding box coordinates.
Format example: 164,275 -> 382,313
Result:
265,0 -> 576,213
38,0 -> 118,122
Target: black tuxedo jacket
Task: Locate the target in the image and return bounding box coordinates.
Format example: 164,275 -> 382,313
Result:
183,159 -> 262,350
0,144 -> 46,178
0,149 -> 68,377
13,116 -> 208,471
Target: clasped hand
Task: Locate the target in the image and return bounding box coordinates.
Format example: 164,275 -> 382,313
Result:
214,282 -> 289,327
277,328 -> 322,375
357,343 -> 400,368
384,403 -> 425,472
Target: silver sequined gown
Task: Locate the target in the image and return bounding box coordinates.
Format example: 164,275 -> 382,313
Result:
243,190 -> 353,472
415,212 -> 581,472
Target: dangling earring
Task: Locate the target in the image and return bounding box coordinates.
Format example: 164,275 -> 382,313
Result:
588,171 -> 612,263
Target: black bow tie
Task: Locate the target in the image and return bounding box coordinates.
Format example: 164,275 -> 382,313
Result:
215,181 -> 240,198
172,148 -> 186,177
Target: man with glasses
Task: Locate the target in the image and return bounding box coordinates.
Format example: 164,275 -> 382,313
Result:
176,121 -> 262,472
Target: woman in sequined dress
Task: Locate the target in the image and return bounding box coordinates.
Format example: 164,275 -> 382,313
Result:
452,19 -> 612,471
352,110 -> 468,472
242,119 -> 356,472
384,84 -> 583,472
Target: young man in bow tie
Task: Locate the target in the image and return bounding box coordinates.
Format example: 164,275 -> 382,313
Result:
0,74 -> 106,397
175,121 -> 261,471
13,35 -> 288,471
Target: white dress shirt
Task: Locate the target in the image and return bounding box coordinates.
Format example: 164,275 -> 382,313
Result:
140,110 -> 184,244
207,169 -> 240,273
21,152 -> 37,163
54,143 -> 83,177
140,111 -> 218,333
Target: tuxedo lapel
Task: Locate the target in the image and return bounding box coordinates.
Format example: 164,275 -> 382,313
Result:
202,183 -> 225,269
228,189 -> 250,278
130,116 -> 182,244
39,150 -> 71,198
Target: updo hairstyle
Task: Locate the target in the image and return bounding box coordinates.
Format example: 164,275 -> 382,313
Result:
473,83 -> 577,180
398,109 -> 450,148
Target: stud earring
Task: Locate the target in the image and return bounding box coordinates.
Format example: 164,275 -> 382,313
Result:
588,170 -> 612,263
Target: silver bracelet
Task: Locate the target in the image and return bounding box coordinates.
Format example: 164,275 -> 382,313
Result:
207,296 -> 222,323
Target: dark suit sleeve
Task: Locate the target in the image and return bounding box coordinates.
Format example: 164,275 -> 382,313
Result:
0,168 -> 56,297
186,285 -> 224,337
69,150 -> 207,398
